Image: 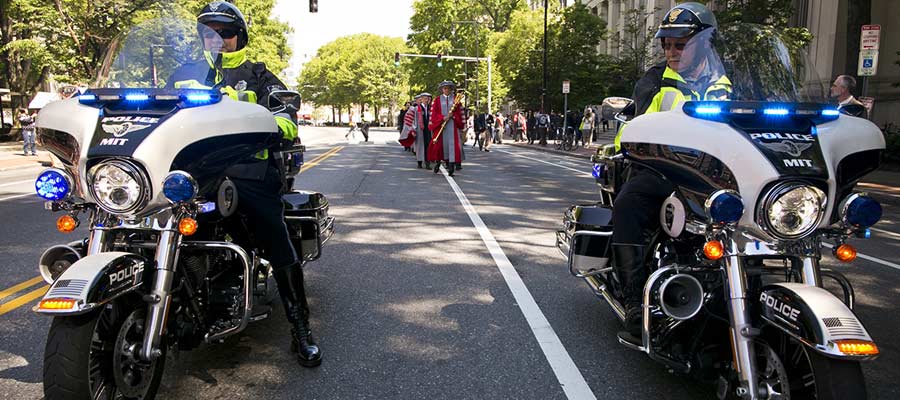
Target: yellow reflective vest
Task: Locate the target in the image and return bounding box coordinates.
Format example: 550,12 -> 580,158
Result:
615,67 -> 732,151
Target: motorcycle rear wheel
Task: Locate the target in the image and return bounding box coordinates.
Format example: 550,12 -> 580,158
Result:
43,303 -> 166,400
750,331 -> 867,400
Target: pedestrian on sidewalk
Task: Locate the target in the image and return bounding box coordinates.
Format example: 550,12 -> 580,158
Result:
483,112 -> 493,151
527,111 -> 536,145
581,107 -> 595,147
17,108 -> 37,156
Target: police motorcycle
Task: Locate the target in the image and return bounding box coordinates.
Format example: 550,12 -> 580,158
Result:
556,25 -> 884,399
31,17 -> 334,399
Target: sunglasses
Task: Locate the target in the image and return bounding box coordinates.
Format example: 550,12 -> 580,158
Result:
202,28 -> 239,40
662,42 -> 687,50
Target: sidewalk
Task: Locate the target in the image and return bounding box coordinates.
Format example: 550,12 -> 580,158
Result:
508,136 -> 900,206
0,142 -> 53,172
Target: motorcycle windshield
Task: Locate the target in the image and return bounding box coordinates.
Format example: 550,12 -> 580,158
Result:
665,24 -> 828,103
94,17 -> 223,90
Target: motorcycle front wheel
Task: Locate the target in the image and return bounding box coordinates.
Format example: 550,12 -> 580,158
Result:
749,331 -> 867,400
43,302 -> 166,400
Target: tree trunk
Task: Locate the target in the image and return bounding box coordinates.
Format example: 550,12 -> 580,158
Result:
845,0 -> 872,85
331,106 -> 336,123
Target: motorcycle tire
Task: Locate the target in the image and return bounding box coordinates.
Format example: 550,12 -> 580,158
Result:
750,331 -> 867,400
43,304 -> 166,400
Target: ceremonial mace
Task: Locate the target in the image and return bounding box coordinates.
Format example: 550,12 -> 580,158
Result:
431,93 -> 465,145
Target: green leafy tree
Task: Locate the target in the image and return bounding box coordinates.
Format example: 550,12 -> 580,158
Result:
0,0 -> 291,111
297,34 -> 409,123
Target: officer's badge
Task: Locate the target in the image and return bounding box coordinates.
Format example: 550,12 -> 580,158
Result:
210,1 -> 224,11
668,8 -> 684,23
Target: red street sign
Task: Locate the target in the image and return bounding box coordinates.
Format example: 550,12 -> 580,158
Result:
860,25 -> 880,50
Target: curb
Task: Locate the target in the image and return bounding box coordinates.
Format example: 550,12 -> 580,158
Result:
506,142 -> 606,160
0,159 -> 52,172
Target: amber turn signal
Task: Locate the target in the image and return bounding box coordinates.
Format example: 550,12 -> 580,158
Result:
38,298 -> 77,310
834,244 -> 857,263
56,215 -> 78,233
178,217 -> 198,236
703,240 -> 724,260
835,339 -> 879,356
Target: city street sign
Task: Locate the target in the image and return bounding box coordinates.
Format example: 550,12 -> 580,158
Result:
562,80 -> 570,94
860,25 -> 881,50
858,49 -> 879,76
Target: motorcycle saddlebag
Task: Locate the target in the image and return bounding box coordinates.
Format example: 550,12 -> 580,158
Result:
556,203 -> 613,276
283,190 -> 335,262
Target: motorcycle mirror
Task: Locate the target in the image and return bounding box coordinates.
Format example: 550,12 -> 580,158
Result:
268,90 -> 301,113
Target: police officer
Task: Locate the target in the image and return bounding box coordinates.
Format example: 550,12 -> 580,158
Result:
611,2 -> 730,343
171,1 -> 322,367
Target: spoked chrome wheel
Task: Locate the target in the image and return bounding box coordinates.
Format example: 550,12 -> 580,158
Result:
44,304 -> 166,400
756,342 -> 792,400
110,310 -> 164,398
750,332 -> 868,400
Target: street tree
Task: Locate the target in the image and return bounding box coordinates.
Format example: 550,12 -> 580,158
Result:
0,0 -> 291,111
297,34 -> 409,123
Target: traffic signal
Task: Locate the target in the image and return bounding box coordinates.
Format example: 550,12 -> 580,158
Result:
394,52 -> 400,66
437,53 -> 443,68
309,0 -> 318,13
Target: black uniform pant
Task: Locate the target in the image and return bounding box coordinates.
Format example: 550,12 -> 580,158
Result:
232,165 -> 298,271
611,170 -> 674,245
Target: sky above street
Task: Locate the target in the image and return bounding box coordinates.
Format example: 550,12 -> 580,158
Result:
272,0 -> 416,84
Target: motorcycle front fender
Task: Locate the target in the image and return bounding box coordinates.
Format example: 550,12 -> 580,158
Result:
758,282 -> 878,361
33,252 -> 148,316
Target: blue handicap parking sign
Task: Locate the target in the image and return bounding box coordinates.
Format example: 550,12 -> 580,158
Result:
863,59 -> 873,68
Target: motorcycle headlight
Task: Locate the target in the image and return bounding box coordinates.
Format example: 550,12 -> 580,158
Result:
88,160 -> 149,214
758,183 -> 826,239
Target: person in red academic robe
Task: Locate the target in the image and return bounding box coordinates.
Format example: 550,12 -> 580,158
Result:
398,100 -> 417,149
427,80 -> 464,176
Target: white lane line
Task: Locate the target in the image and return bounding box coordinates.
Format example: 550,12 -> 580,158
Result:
441,167 -> 596,400
0,193 -> 34,202
0,179 -> 33,188
495,149 -> 593,178
821,243 -> 900,272
870,227 -> 900,241
503,145 -> 593,166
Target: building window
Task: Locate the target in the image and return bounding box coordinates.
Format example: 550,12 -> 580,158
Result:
789,0 -> 809,28
592,6 -> 598,15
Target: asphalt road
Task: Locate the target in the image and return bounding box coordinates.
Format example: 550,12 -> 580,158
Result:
0,126 -> 898,399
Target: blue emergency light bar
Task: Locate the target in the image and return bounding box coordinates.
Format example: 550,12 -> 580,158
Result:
683,101 -> 841,124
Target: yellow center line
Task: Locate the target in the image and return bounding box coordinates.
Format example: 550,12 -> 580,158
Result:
302,146 -> 340,165
0,276 -> 45,301
0,285 -> 49,317
301,146 -> 343,172
0,145 -> 345,317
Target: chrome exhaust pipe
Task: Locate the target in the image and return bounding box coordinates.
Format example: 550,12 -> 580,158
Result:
38,241 -> 85,284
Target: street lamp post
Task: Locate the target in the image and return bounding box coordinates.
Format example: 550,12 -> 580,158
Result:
542,0 -> 548,114
453,20 -> 483,114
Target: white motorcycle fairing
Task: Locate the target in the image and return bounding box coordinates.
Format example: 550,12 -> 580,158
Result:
36,97 -> 278,217
618,103 -> 884,240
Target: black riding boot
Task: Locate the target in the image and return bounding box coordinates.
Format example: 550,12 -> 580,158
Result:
612,244 -> 646,344
417,161 -> 423,169
446,161 -> 455,176
273,264 -> 322,367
